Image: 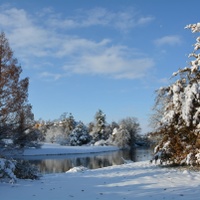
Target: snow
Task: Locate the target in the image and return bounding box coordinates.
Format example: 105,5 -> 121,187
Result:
22,143 -> 119,156
0,158 -> 16,181
1,145 -> 200,200
2,159 -> 200,200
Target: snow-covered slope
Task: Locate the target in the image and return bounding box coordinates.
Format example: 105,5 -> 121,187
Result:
1,160 -> 200,200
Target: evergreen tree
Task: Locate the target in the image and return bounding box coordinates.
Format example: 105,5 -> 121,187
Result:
91,109 -> 108,142
68,122 -> 91,146
152,23 -> 200,165
0,32 -> 37,148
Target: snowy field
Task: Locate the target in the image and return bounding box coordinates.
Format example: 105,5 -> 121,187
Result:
1,144 -> 200,200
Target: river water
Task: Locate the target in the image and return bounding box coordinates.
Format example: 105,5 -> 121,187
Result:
25,148 -> 153,174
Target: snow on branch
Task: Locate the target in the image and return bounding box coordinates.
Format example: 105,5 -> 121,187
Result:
152,22 -> 200,166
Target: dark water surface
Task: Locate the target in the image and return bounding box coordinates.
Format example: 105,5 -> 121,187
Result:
25,148 -> 153,174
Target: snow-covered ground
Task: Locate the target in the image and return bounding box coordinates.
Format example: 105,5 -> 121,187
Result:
1,144 -> 200,200
22,143 -> 120,156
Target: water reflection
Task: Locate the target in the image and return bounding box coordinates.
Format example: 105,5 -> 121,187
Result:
26,148 -> 152,174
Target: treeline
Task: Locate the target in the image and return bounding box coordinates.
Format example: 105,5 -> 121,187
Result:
36,110 -> 148,148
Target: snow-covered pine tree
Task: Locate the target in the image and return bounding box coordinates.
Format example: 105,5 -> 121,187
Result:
152,22 -> 200,165
90,109 -> 108,142
68,122 -> 91,146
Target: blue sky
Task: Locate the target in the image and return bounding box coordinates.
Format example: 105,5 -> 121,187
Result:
0,0 -> 200,134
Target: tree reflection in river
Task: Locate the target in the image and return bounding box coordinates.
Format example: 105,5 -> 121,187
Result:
27,148 -> 152,174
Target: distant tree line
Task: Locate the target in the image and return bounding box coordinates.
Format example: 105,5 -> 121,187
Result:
36,110 -> 143,149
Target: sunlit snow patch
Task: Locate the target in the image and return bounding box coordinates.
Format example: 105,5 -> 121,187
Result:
66,166 -> 88,173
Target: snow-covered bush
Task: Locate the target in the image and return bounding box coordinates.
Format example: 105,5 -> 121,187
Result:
44,125 -> 68,143
0,158 -> 16,182
152,22 -> 200,165
68,122 -> 91,146
94,139 -> 109,146
14,160 -> 40,180
56,134 -> 69,145
0,158 -> 40,182
41,113 -> 77,144
109,125 -> 131,148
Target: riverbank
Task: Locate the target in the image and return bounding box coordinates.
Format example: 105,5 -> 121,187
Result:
1,160 -> 200,200
22,143 -> 120,156
1,144 -> 200,200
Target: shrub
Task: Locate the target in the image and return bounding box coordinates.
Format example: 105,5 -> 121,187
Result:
14,160 -> 40,180
0,158 -> 16,182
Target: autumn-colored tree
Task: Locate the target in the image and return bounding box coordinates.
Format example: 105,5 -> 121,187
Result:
0,32 -> 36,147
151,23 -> 200,165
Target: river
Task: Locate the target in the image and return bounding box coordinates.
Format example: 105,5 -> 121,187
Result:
25,148 -> 153,174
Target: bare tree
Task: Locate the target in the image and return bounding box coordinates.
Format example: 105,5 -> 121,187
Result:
119,117 -> 141,146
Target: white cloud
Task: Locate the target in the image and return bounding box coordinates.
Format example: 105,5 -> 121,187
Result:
137,16 -> 155,25
0,5 -> 155,80
55,37 -> 111,57
39,72 -> 63,81
0,6 -> 55,58
0,7 -> 30,28
63,46 -> 155,79
154,35 -> 182,46
46,7 -> 154,31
